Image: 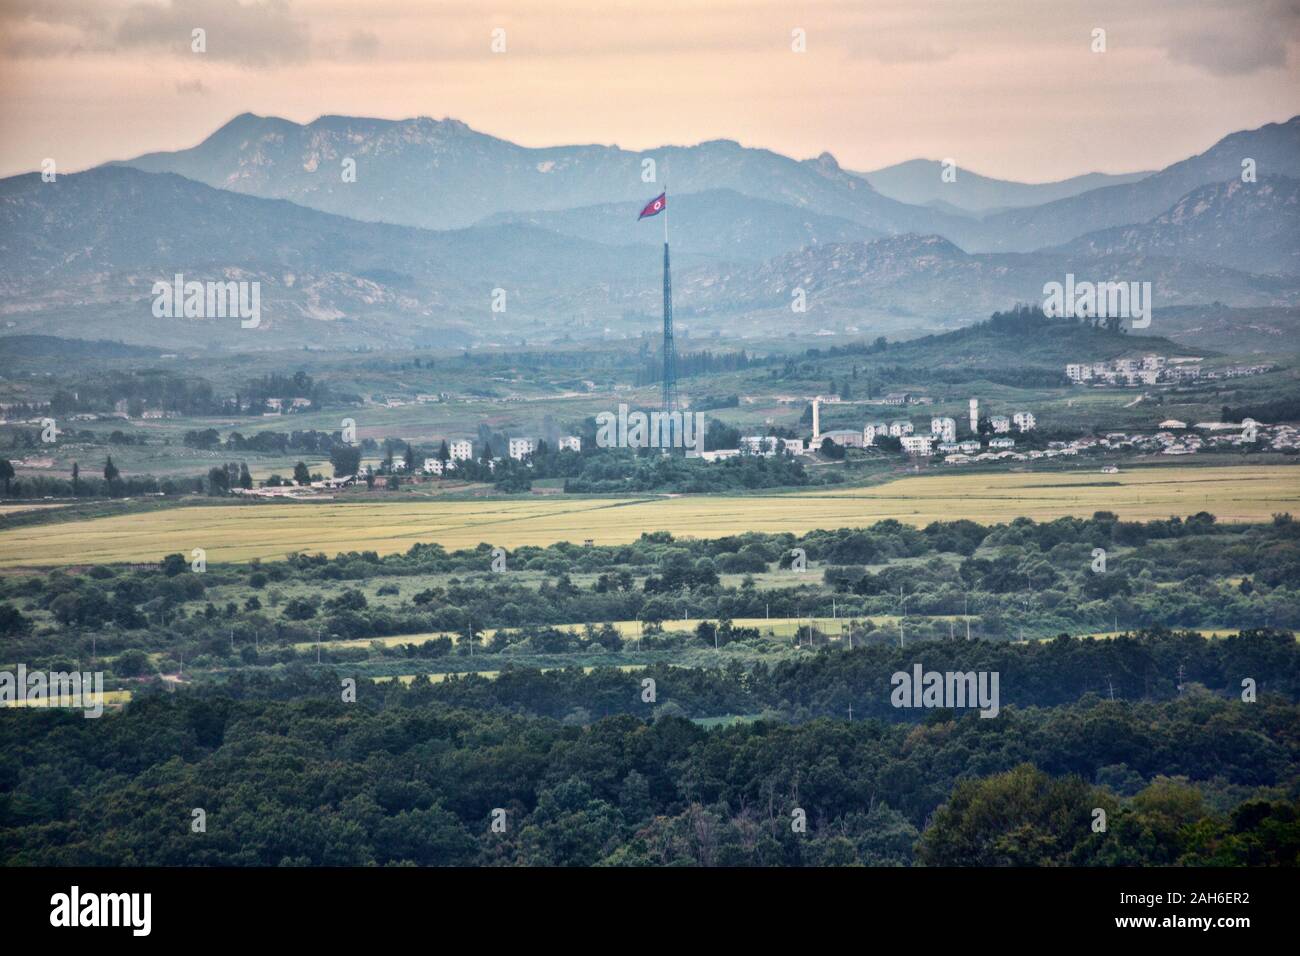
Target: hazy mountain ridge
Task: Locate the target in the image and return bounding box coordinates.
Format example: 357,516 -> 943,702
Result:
0,166 -> 663,348
971,116 -> 1300,252
857,159 -> 1152,214
479,188 -> 883,262
114,112 -> 1300,259
118,113 -> 971,240
1051,176 -> 1300,276
4,153 -> 1297,350
674,233 -> 1300,322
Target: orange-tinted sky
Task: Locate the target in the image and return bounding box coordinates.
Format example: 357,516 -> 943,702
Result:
2,0 -> 1298,181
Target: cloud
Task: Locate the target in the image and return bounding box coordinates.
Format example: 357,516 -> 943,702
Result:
346,30 -> 379,60
1162,0 -> 1300,76
115,0 -> 310,66
844,36 -> 956,65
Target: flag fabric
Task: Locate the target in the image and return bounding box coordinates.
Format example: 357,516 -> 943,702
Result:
637,192 -> 666,220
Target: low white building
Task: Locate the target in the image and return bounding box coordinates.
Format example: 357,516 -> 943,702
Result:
743,436 -> 806,456
700,449 -> 740,462
423,458 -> 444,475
991,415 -> 1012,433
989,437 -> 1016,449
558,435 -> 582,452
820,429 -> 864,448
900,435 -> 934,456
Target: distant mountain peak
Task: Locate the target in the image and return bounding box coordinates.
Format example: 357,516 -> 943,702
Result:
812,151 -> 841,171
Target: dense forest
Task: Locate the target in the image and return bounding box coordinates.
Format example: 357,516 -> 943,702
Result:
2,632 -> 1296,866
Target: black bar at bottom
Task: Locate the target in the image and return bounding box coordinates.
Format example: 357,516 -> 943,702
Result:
0,866 -> 1278,941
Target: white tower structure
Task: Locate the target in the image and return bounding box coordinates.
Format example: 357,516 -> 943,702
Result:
969,399 -> 979,434
812,398 -> 821,444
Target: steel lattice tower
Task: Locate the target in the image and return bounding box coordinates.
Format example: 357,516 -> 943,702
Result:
661,241 -> 678,411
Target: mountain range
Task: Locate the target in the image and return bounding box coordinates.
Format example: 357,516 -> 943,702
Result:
855,160 -> 1152,215
0,112 -> 1294,349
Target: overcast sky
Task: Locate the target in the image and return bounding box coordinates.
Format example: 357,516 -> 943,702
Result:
2,0 -> 1298,181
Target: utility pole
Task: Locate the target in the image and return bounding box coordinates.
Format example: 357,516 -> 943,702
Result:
899,592 -> 908,649
965,594 -> 970,640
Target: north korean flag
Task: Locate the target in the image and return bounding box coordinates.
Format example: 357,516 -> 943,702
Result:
637,192 -> 666,220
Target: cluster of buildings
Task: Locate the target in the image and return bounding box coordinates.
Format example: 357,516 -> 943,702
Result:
420,439 -> 476,475
938,418 -> 1298,467
262,397 -> 313,415
728,397 -> 1038,461
1065,356 -> 1273,388
1105,419 -> 1299,456
419,435 -> 581,475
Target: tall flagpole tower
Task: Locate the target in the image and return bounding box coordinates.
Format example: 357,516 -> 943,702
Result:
661,187 -> 678,412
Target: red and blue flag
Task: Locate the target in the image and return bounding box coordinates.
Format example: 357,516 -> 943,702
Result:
637,192 -> 666,220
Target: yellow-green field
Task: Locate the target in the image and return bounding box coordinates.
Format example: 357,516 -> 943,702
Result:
291,615 -> 913,652
1,690 -> 132,709
1,465 -> 1295,567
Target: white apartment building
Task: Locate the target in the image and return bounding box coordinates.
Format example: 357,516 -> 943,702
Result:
423,458 -> 444,475
930,416 -> 957,443
888,420 -> 914,437
1013,411 -> 1036,431
991,415 -> 1012,433
558,435 -> 582,452
900,435 -> 934,456
508,437 -> 535,461
449,440 -> 473,461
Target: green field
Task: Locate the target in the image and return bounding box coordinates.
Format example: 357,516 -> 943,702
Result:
291,615 -> 917,653
1,464 -> 1295,567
